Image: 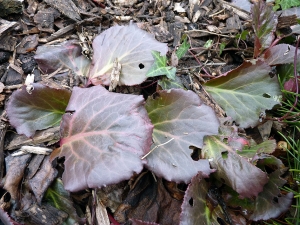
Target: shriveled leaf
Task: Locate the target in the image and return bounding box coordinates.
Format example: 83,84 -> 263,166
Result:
158,76 -> 185,90
202,136 -> 269,198
204,60 -> 281,128
146,51 -> 176,80
176,36 -> 190,60
44,179 -> 83,225
7,83 -> 71,137
34,41 -> 90,77
264,44 -> 300,66
251,1 -> 278,57
29,155 -> 58,205
180,173 -> 225,225
249,169 -> 293,221
89,22 -> 168,86
144,89 -> 219,183
59,85 -> 153,191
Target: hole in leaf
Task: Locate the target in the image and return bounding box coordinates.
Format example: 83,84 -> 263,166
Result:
188,197 -> 194,206
139,63 -> 145,69
217,217 -> 226,225
221,151 -> 228,159
262,93 -> 271,98
190,146 -> 200,161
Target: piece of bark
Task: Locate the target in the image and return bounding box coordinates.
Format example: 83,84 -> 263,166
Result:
17,203 -> 68,225
277,15 -> 298,29
19,53 -> 37,74
39,24 -> 75,43
0,35 -> 17,52
44,0 -> 81,21
147,24 -> 173,43
0,19 -> 17,38
0,0 -> 23,17
0,51 -> 10,63
25,154 -> 45,179
0,112 -> 8,180
6,126 -> 60,151
3,68 -> 22,86
217,0 -> 251,20
33,11 -> 55,32
26,0 -> 38,14
16,34 -> 39,54
168,22 -> 185,47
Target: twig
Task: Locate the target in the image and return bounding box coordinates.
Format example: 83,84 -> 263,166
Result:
141,138 -> 174,160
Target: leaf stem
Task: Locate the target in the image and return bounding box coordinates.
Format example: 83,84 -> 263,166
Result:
141,138 -> 174,160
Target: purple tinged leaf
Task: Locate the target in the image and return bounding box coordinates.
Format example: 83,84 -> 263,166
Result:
284,76 -> 300,93
144,89 -> 219,183
202,136 -> 269,198
180,173 -> 223,225
88,22 -> 168,86
59,85 -> 153,191
7,83 -> 71,137
264,44 -> 300,66
204,60 -> 281,128
251,1 -> 278,57
249,170 -> 293,221
34,41 -> 90,76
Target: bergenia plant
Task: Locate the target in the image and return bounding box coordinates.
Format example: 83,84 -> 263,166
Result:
5,2 -> 297,221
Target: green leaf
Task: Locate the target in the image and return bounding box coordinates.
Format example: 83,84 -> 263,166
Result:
44,179 -> 83,225
219,42 -> 226,55
235,30 -> 249,41
203,60 -> 281,128
158,76 -> 186,90
202,136 -> 269,198
180,173 -> 227,225
147,51 -> 176,80
6,83 -> 71,137
279,0 -> 300,10
176,36 -> 190,60
144,89 -> 219,183
204,40 -> 213,49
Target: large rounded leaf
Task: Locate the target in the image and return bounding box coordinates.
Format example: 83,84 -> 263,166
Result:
88,22 -> 168,86
144,89 -> 219,183
59,85 -> 153,191
7,83 -> 71,137
204,60 -> 281,128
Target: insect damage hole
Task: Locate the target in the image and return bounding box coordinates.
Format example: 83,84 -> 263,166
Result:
138,63 -> 145,69
189,198 -> 194,207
